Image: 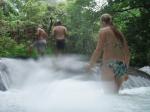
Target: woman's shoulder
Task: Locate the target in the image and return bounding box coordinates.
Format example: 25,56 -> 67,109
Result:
100,26 -> 111,32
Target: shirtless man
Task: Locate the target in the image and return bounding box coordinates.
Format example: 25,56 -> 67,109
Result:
30,25 -> 48,56
52,21 -> 68,54
87,14 -> 130,92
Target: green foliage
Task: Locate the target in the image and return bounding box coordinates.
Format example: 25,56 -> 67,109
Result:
62,0 -> 150,66
103,0 -> 150,66
0,36 -> 27,57
61,0 -> 98,54
0,0 -> 57,57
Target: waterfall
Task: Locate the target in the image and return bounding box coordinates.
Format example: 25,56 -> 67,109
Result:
0,55 -> 150,91
0,55 -> 150,112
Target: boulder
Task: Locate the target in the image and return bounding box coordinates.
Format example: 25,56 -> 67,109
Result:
0,61 -> 8,91
128,67 -> 150,79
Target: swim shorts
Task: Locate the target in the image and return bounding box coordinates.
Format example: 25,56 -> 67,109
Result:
108,60 -> 127,79
56,39 -> 65,50
33,39 -> 47,53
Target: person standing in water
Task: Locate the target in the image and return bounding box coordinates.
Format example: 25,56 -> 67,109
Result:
87,13 -> 130,92
52,20 -> 68,54
29,25 -> 48,56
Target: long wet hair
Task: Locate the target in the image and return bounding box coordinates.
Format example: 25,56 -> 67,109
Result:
100,13 -> 124,44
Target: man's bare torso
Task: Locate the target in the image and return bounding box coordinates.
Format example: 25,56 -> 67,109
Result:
53,26 -> 67,40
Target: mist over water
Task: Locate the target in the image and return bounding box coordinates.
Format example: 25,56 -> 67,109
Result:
0,55 -> 150,112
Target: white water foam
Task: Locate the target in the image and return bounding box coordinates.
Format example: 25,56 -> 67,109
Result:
0,55 -> 150,112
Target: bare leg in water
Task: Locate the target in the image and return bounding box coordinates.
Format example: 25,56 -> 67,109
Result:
115,75 -> 128,91
101,65 -> 129,93
101,66 -> 118,93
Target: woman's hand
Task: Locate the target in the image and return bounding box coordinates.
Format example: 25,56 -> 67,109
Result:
85,63 -> 93,72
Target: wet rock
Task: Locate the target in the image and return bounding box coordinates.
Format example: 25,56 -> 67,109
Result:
0,61 -> 8,91
0,79 -> 7,91
128,67 -> 150,79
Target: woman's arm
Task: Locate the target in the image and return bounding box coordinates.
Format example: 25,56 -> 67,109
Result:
89,29 -> 105,67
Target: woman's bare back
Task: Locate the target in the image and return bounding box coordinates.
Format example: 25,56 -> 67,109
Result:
101,27 -> 127,64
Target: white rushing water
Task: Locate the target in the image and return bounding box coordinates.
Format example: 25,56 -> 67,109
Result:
0,55 -> 150,112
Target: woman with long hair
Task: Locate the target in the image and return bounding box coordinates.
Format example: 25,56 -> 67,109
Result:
87,13 -> 130,92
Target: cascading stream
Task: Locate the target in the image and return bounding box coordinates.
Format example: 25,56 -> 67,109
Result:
0,55 -> 150,112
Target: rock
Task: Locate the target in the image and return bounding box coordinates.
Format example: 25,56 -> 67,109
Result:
128,67 -> 150,79
0,79 -> 7,91
0,61 -> 8,91
139,66 -> 150,75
